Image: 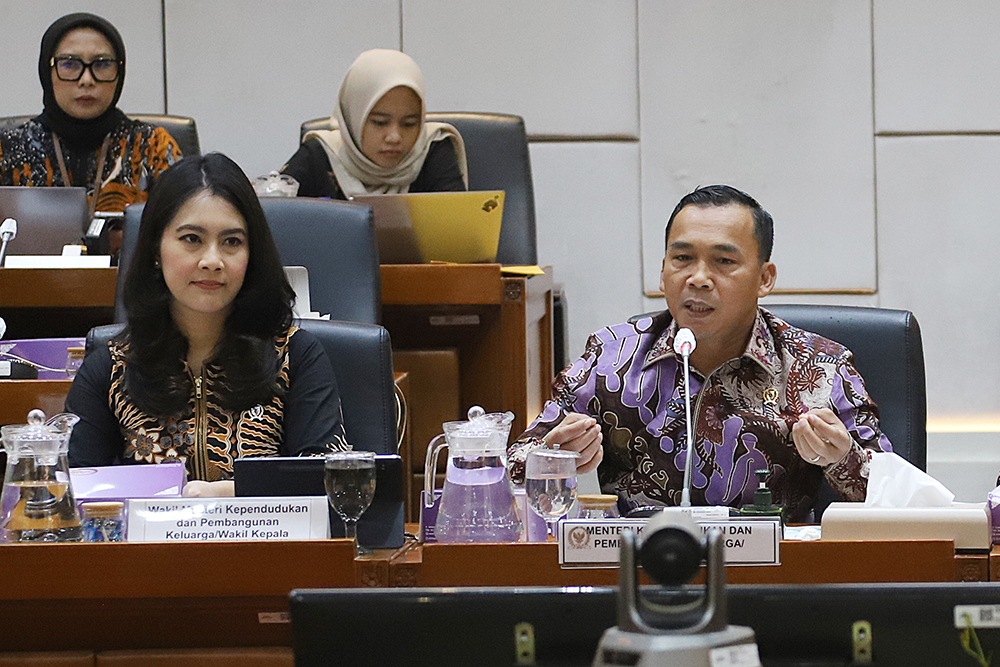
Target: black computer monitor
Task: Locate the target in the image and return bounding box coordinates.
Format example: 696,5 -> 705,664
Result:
289,583 -> 1000,666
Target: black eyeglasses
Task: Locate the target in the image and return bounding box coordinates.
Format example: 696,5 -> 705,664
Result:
50,56 -> 121,82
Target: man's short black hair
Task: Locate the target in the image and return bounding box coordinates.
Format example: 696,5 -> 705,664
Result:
664,185 -> 774,263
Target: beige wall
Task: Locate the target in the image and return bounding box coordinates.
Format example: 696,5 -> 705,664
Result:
3,0 -> 997,499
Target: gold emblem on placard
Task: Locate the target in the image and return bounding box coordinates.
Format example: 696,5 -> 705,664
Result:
568,526 -> 591,549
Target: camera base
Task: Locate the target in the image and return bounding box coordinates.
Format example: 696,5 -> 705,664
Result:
593,625 -> 758,667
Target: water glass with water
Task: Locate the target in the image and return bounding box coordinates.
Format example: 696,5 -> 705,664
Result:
324,451 -> 376,553
525,449 -> 580,540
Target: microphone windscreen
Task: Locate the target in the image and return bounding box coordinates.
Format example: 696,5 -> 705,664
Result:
673,327 -> 697,356
0,218 -> 16,240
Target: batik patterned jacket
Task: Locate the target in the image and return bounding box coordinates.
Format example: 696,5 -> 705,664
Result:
508,308 -> 891,522
67,327 -> 349,482
0,117 -> 180,212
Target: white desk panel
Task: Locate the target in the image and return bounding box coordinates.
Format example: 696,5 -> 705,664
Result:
874,0 -> 1000,133
876,135 -> 1000,419
638,0 -> 876,295
531,142 -> 643,360
402,0 -> 638,138
164,0 -> 400,177
0,1 -> 165,118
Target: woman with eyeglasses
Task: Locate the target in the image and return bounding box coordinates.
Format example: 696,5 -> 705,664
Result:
0,13 -> 181,254
281,49 -> 467,198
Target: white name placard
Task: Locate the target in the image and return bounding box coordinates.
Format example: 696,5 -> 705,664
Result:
127,496 -> 330,542
4,255 -> 111,269
559,517 -> 781,567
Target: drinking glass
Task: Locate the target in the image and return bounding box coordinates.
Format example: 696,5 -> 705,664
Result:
324,451 -> 376,553
65,347 -> 85,378
525,449 -> 580,540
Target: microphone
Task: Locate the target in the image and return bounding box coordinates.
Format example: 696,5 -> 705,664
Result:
672,327 -> 696,357
0,218 -> 16,268
673,328 -> 697,507
0,218 -> 13,342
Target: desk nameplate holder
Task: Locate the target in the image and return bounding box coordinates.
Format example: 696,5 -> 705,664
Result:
127,496 -> 330,542
559,516 -> 781,568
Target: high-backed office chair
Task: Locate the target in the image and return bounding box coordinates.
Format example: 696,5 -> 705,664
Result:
130,114 -> 201,157
764,304 -> 926,470
627,304 -> 927,517
300,112 -> 538,265
85,318 -> 397,454
0,114 -> 201,157
118,197 -> 380,325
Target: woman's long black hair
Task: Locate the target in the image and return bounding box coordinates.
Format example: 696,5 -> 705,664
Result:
118,153 -> 295,417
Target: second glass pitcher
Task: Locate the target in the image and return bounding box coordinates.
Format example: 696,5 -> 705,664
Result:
425,406 -> 520,543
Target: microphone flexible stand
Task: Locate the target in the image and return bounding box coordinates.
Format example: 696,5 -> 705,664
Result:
679,349 -> 695,507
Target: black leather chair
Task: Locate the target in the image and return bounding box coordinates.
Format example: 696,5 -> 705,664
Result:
118,197 -> 380,325
131,114 -> 201,157
0,113 -> 201,157
260,198 -> 380,324
85,318 -> 397,454
627,304 -> 926,517
764,304 -> 926,471
300,112 -> 538,265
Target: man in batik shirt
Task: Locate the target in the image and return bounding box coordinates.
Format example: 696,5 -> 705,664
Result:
508,185 -> 890,522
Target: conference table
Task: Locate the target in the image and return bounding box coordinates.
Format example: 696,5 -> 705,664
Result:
0,536 -> 987,654
0,265 -> 988,662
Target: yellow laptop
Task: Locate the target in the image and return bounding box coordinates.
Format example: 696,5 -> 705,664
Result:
351,191 -> 504,264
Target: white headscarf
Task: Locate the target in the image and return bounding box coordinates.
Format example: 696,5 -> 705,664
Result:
304,49 -> 468,196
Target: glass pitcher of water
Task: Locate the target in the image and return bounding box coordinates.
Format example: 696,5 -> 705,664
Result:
0,410 -> 83,542
424,406 -> 520,543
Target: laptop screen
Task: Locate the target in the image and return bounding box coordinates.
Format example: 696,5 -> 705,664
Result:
352,190 -> 504,264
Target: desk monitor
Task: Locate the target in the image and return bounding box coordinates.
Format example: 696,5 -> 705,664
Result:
0,186 -> 89,254
351,190 -> 504,264
233,455 -> 404,549
290,583 -> 1000,666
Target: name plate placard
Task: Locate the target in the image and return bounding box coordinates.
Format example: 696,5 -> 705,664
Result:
558,517 -> 781,567
127,496 -> 330,542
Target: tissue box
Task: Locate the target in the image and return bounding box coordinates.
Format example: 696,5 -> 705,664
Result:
71,462 -> 187,503
821,501 -> 991,550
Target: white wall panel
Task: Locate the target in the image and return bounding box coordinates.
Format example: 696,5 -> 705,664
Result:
875,0 -> 1000,133
927,433 -> 1000,503
876,136 -> 1000,419
402,0 -> 638,137
0,1 -> 164,118
530,142 -> 643,361
164,0 -> 400,177
638,0 -> 876,295
762,293 -> 879,308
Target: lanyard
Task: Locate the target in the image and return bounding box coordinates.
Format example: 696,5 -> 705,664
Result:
52,133 -> 111,219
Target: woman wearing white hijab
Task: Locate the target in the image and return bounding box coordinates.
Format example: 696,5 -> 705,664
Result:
282,49 -> 467,198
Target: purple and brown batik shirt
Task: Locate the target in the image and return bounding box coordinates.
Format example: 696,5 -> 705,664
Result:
508,308 -> 891,522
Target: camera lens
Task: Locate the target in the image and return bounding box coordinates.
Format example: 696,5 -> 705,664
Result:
639,526 -> 703,586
